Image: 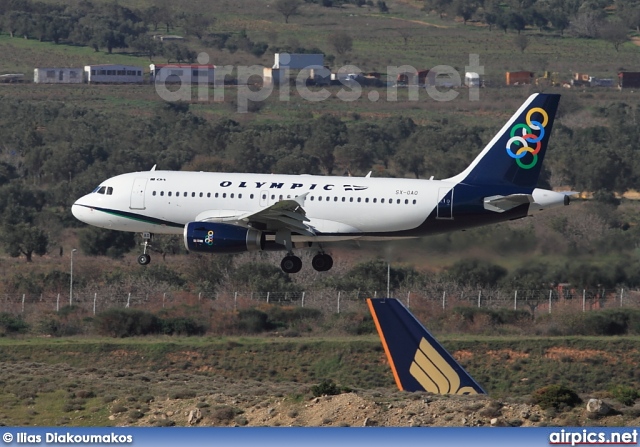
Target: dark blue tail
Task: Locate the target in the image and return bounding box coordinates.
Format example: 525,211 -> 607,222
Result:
367,298 -> 485,394
447,93 -> 560,189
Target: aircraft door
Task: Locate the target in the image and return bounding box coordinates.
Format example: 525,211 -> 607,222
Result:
437,187 -> 454,219
259,190 -> 269,207
130,178 -> 147,210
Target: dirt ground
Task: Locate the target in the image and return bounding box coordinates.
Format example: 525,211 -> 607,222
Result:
111,382 -> 640,428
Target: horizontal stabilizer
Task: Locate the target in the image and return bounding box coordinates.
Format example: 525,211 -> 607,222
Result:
483,194 -> 533,213
367,298 -> 485,395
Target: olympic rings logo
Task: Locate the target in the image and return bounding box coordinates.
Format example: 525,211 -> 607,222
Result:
506,107 -> 549,170
205,230 -> 214,245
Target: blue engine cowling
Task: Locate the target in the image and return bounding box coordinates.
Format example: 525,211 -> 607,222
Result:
184,222 -> 264,253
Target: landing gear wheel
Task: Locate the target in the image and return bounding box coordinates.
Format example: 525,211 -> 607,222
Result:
137,253 -> 151,265
312,253 -> 333,272
281,255 -> 302,273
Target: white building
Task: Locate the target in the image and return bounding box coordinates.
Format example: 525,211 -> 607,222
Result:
84,64 -> 144,83
34,68 -> 83,84
465,72 -> 481,87
150,64 -> 215,84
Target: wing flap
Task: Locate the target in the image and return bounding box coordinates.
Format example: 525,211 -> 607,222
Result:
483,194 -> 533,213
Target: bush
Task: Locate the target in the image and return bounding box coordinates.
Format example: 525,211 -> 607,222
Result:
94,309 -> 162,338
162,317 -> 207,336
311,379 -> 341,397
236,309 -> 272,333
0,312 -> 29,335
453,307 -> 531,326
609,385 -> 639,406
531,385 -> 582,410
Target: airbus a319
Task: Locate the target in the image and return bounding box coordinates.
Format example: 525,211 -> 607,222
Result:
72,93 -> 571,273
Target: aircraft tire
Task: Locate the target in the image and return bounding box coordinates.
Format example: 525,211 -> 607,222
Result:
312,253 -> 333,272
281,255 -> 302,274
137,254 -> 151,265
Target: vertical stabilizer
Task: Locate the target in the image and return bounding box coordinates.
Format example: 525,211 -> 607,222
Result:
367,298 -> 485,394
446,93 -> 560,189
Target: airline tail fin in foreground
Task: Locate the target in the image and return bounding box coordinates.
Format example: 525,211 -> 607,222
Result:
367,298 -> 485,395
446,93 -> 560,190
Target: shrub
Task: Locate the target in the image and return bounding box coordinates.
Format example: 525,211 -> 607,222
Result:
531,385 -> 581,410
311,379 -> 341,397
93,309 -> 162,338
609,385 -> 639,406
236,309 -> 272,333
0,312 -> 29,335
162,317 -> 207,336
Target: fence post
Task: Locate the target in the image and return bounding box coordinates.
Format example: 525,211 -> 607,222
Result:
337,291 -> 341,314
126,293 -> 131,308
93,292 -> 97,315
620,288 -> 624,307
163,293 -> 166,308
477,291 -> 481,308
56,293 -> 60,312
234,291 -> 237,311
198,292 -> 201,302
442,291 -> 446,310
301,291 -> 305,308
267,291 -> 270,304
514,290 -> 518,310
548,289 -> 552,314
407,291 -> 411,309
22,294 -> 25,313
582,289 -> 586,312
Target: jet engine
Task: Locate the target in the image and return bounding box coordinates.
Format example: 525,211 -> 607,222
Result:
184,222 -> 264,253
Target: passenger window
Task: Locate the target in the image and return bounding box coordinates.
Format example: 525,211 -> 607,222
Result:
413,199 -> 416,204
271,195 -> 275,200
381,199 -> 385,203
405,199 -> 409,204
160,191 -> 164,196
153,191 -> 156,196
318,197 -> 322,201
365,198 -> 369,203
199,193 -> 203,197
192,192 -> 195,197
334,197 -> 338,202
176,192 -> 179,196
183,192 -> 187,197
215,193 -> 219,198
349,197 -> 353,202
239,194 -> 242,199
279,195 -> 283,200
397,199 -> 400,204
207,193 -> 211,198
357,198 -> 361,203
250,194 -> 254,199
342,197 -> 345,202
223,193 -> 227,198
168,192 -> 172,197
262,194 -> 266,199
310,196 -> 314,201
373,198 -> 377,203
230,193 -> 234,199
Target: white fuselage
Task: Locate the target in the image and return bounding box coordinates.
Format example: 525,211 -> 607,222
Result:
72,170 -> 449,242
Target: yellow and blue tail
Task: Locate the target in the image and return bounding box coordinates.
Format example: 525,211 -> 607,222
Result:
367,298 -> 485,394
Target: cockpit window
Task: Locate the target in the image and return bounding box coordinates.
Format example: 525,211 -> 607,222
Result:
106,187 -> 113,195
97,186 -> 106,194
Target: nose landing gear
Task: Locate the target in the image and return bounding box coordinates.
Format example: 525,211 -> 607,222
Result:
137,232 -> 153,265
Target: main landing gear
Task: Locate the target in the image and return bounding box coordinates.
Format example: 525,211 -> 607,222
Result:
279,252 -> 334,273
137,232 -> 153,265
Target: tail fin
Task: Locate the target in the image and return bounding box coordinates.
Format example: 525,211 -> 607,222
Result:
446,93 -> 560,189
367,298 -> 485,395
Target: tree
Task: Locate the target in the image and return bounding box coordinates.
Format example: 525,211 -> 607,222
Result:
453,0 -> 477,25
2,223 -> 48,262
514,33 -> 529,52
182,13 -> 214,40
424,0 -> 453,19
275,0 -> 302,24
78,227 -> 136,258
600,20 -> 628,51
327,31 -> 353,56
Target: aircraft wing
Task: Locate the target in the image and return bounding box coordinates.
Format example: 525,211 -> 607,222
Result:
197,193 -> 315,236
483,194 -> 533,213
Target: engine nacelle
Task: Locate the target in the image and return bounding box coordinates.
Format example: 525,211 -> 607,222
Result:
184,222 -> 264,254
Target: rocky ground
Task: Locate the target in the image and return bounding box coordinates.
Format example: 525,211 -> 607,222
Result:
107,381 -> 640,428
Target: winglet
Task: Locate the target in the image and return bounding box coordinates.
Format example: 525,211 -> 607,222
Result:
367,298 -> 486,394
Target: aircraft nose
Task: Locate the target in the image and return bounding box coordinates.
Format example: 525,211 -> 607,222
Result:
71,202 -> 88,223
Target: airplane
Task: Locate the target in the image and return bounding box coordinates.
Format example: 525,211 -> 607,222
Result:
367,297 -> 485,394
72,93 -> 570,273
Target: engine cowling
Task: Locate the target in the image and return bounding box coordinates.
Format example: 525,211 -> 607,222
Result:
184,222 -> 264,253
